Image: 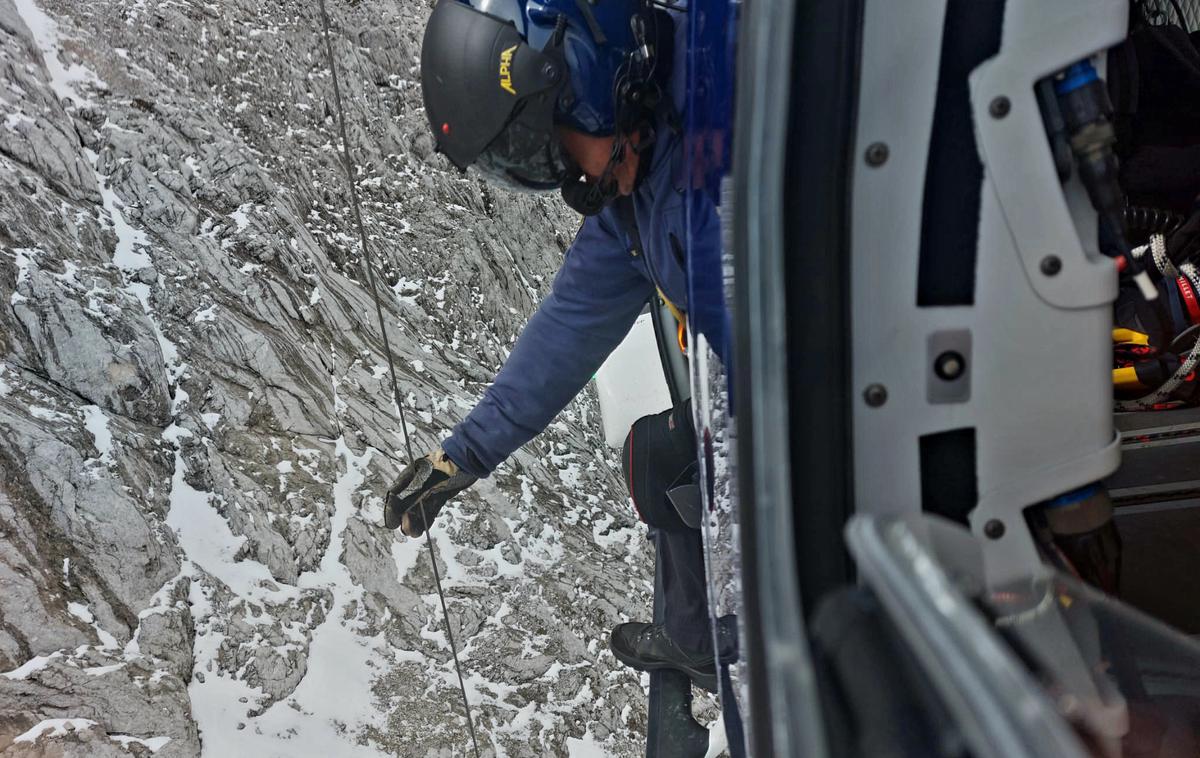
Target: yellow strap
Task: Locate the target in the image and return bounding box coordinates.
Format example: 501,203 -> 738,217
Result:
656,288 -> 687,355
1112,328 -> 1150,345
1112,366 -> 1145,390
657,287 -> 685,326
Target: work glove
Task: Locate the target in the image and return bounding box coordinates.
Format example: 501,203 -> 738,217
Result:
384,448 -> 476,537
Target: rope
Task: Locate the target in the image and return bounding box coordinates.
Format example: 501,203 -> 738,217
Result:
1131,234 -> 1177,278
314,2 -> 482,755
1116,260 -> 1200,410
1151,234 -> 1176,278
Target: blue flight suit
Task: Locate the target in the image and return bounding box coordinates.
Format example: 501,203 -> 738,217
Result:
440,16 -> 713,655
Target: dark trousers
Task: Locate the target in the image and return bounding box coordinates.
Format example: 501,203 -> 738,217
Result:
659,527 -> 711,653
625,401 -> 711,654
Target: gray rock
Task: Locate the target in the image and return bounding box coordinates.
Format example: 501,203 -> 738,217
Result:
0,381 -> 179,648
0,487 -> 91,671
10,267 -> 171,426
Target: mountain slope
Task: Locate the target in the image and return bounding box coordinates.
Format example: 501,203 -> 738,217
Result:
0,0 -> 658,754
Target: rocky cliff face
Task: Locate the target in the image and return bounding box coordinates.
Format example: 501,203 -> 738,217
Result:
0,0 -> 669,754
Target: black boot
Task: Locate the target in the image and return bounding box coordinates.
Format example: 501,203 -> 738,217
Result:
610,622 -> 717,693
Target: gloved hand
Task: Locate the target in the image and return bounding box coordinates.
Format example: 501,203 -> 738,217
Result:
384,448 -> 477,537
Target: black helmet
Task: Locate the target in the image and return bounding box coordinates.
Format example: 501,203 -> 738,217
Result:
420,0 -> 666,199
420,0 -> 571,191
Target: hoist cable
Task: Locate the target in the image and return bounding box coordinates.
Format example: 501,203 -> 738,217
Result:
314,2 -> 482,755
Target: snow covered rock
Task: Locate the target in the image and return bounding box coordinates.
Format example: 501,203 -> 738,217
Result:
0,654 -> 200,757
132,577 -> 195,683
0,0 -> 661,755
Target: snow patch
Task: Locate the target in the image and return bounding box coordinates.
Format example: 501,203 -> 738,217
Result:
390,534 -> 423,584
84,662 -> 126,677
67,601 -> 94,624
192,304 -> 217,323
81,404 -> 114,466
13,718 -> 98,744
11,0 -> 103,107
2,651 -> 63,680
566,733 -> 613,757
189,440 -> 391,757
4,111 -> 33,130
704,715 -> 729,758
165,442 -> 298,605
229,203 -> 253,232
10,247 -> 37,304
55,259 -> 79,284
392,276 -> 422,306
110,734 -> 172,753
84,148 -> 151,271
69,601 -> 119,649
29,405 -> 71,422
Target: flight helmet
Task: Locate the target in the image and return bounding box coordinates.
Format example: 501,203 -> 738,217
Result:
420,0 -> 665,199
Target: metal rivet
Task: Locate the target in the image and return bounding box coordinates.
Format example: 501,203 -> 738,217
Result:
542,62 -> 559,81
864,142 -> 889,167
1040,255 -> 1062,276
863,383 -> 888,407
989,96 -> 1011,119
934,350 -> 966,381
984,519 -> 1006,540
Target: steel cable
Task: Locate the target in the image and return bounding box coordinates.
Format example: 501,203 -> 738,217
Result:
314,2 -> 482,754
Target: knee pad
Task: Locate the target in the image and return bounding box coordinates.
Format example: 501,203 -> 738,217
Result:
622,400 -> 696,531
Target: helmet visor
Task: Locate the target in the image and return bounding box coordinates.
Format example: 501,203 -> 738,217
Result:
473,100 -> 569,192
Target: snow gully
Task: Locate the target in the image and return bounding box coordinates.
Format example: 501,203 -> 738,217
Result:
313,2 -> 483,755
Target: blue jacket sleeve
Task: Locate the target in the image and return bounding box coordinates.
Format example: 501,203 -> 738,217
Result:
441,213 -> 654,477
